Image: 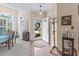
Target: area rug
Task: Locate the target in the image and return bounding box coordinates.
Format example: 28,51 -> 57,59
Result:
31,40 -> 47,48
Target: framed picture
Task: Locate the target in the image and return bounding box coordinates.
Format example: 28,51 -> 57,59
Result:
61,15 -> 72,25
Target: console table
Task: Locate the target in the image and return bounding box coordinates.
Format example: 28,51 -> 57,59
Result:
62,37 -> 74,56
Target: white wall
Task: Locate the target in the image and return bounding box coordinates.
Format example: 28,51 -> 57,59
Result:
47,3 -> 57,46
47,3 -> 79,55
57,3 -> 78,54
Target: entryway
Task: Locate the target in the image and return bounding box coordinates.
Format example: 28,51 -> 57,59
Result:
32,17 -> 50,44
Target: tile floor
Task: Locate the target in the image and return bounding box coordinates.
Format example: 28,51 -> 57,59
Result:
0,38 -> 60,56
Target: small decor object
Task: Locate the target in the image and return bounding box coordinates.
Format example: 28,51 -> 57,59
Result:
71,26 -> 74,30
68,32 -> 74,38
61,15 -> 72,25
36,23 -> 40,28
62,32 -> 67,38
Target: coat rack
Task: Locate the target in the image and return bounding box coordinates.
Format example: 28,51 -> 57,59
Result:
49,15 -> 61,55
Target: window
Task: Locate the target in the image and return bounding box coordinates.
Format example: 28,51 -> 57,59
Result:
0,14 -> 12,36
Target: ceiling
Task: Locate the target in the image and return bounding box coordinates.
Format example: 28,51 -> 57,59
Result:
5,3 -> 48,12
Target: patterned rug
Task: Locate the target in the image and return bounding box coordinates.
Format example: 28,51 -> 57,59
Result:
31,40 -> 48,48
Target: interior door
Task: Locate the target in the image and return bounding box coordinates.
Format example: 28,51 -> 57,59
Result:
42,18 -> 49,43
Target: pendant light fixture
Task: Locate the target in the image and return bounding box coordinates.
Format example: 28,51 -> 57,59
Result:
39,5 -> 42,15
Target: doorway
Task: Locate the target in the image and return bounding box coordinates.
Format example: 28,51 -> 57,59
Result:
32,18 -> 42,41
32,17 -> 50,44
18,15 -> 24,39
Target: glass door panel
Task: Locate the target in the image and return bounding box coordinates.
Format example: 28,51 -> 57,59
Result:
42,18 -> 49,43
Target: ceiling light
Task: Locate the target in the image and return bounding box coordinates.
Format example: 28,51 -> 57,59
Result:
39,5 -> 42,15
39,11 -> 42,15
